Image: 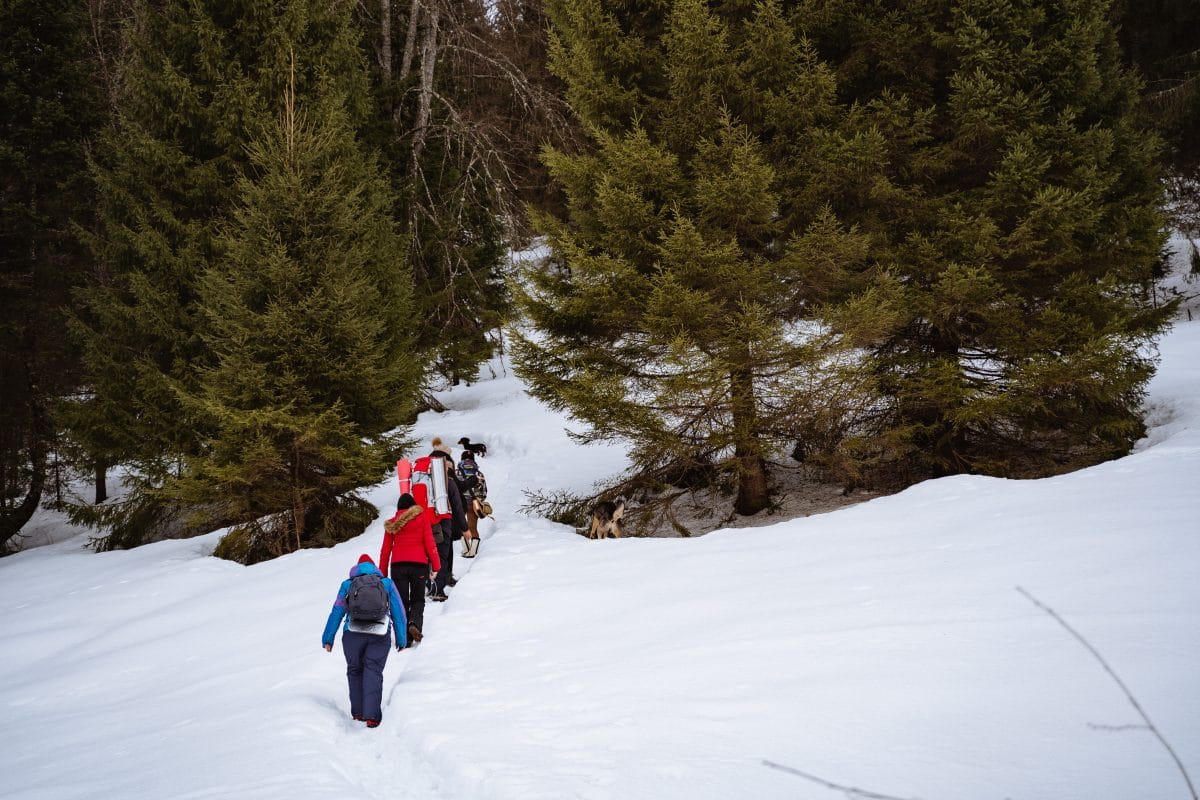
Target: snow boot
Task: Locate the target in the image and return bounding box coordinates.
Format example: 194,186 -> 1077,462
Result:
464,538 -> 480,558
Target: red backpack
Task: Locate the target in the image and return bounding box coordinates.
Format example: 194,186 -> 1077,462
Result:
412,456 -> 450,519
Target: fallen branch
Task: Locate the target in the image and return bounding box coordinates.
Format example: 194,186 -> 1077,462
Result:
1017,586 -> 1198,800
761,760 -> 917,800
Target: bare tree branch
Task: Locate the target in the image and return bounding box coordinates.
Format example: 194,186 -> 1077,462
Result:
761,760 -> 918,800
1017,587 -> 1198,800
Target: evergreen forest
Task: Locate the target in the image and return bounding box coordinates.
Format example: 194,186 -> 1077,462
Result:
2,0 -> 1197,558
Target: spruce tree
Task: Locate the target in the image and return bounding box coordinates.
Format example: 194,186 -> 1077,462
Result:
0,0 -> 104,546
69,0 -> 412,548
1115,0 -> 1200,237
806,0 -> 1172,479
517,0 -> 893,515
171,60 -> 418,561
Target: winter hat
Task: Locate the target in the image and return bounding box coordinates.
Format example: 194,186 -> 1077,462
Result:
397,493 -> 416,510
357,554 -> 374,565
430,436 -> 451,455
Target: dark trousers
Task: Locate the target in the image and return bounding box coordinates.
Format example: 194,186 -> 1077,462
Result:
433,521 -> 453,593
343,630 -> 390,721
390,561 -> 429,632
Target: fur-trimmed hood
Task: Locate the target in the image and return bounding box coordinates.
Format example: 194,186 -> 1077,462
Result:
378,500 -> 441,576
384,504 -> 423,535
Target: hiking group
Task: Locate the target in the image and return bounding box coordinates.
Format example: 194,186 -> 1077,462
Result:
321,435 -> 491,727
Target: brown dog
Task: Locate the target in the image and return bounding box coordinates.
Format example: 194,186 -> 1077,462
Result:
587,498 -> 625,539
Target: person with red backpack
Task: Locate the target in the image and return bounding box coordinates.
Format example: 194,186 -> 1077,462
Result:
380,493 -> 440,644
412,437 -> 468,601
321,554 -> 407,728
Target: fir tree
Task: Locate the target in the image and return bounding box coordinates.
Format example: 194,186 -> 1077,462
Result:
1115,0 -> 1200,238
0,0 -> 104,547
69,0 -> 410,548
518,0 -> 895,515
806,0 -> 1173,480
171,58 -> 418,560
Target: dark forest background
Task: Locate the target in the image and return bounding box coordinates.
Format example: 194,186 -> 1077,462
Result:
2,0 -> 1196,558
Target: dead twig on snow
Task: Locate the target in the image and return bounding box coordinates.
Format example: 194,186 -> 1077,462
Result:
761,760 -> 917,800
1017,586 -> 1198,800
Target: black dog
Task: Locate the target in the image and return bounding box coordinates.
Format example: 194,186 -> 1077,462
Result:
458,437 -> 487,457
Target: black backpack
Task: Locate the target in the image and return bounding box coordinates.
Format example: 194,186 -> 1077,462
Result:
346,573 -> 389,622
457,457 -> 486,497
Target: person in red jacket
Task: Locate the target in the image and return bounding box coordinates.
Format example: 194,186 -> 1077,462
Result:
380,493 -> 441,644
411,438 -> 469,601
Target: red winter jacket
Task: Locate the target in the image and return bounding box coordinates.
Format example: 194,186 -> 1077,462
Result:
380,504 -> 441,572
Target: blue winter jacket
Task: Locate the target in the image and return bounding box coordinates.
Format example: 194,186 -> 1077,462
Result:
322,562 -> 408,649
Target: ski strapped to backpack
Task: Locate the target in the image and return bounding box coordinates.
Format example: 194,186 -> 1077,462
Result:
396,458 -> 413,496
412,455 -> 450,515
346,573 -> 389,622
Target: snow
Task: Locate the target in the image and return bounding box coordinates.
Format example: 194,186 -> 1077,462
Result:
3,276 -> 1199,799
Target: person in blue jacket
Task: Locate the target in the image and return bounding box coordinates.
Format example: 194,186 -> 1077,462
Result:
322,554 -> 408,727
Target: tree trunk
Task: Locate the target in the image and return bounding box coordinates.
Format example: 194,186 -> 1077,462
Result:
0,392 -> 48,550
410,0 -> 440,172
0,445 -> 45,549
94,459 -> 108,504
291,441 -> 304,553
729,363 -> 769,515
928,331 -> 969,477
53,447 -> 64,506
399,0 -> 421,83
380,0 -> 393,77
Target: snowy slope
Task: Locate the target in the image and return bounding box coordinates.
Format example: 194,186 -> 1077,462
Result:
2,320 -> 1198,799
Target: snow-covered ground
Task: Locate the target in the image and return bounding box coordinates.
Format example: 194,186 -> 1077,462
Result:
2,257 -> 1198,800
